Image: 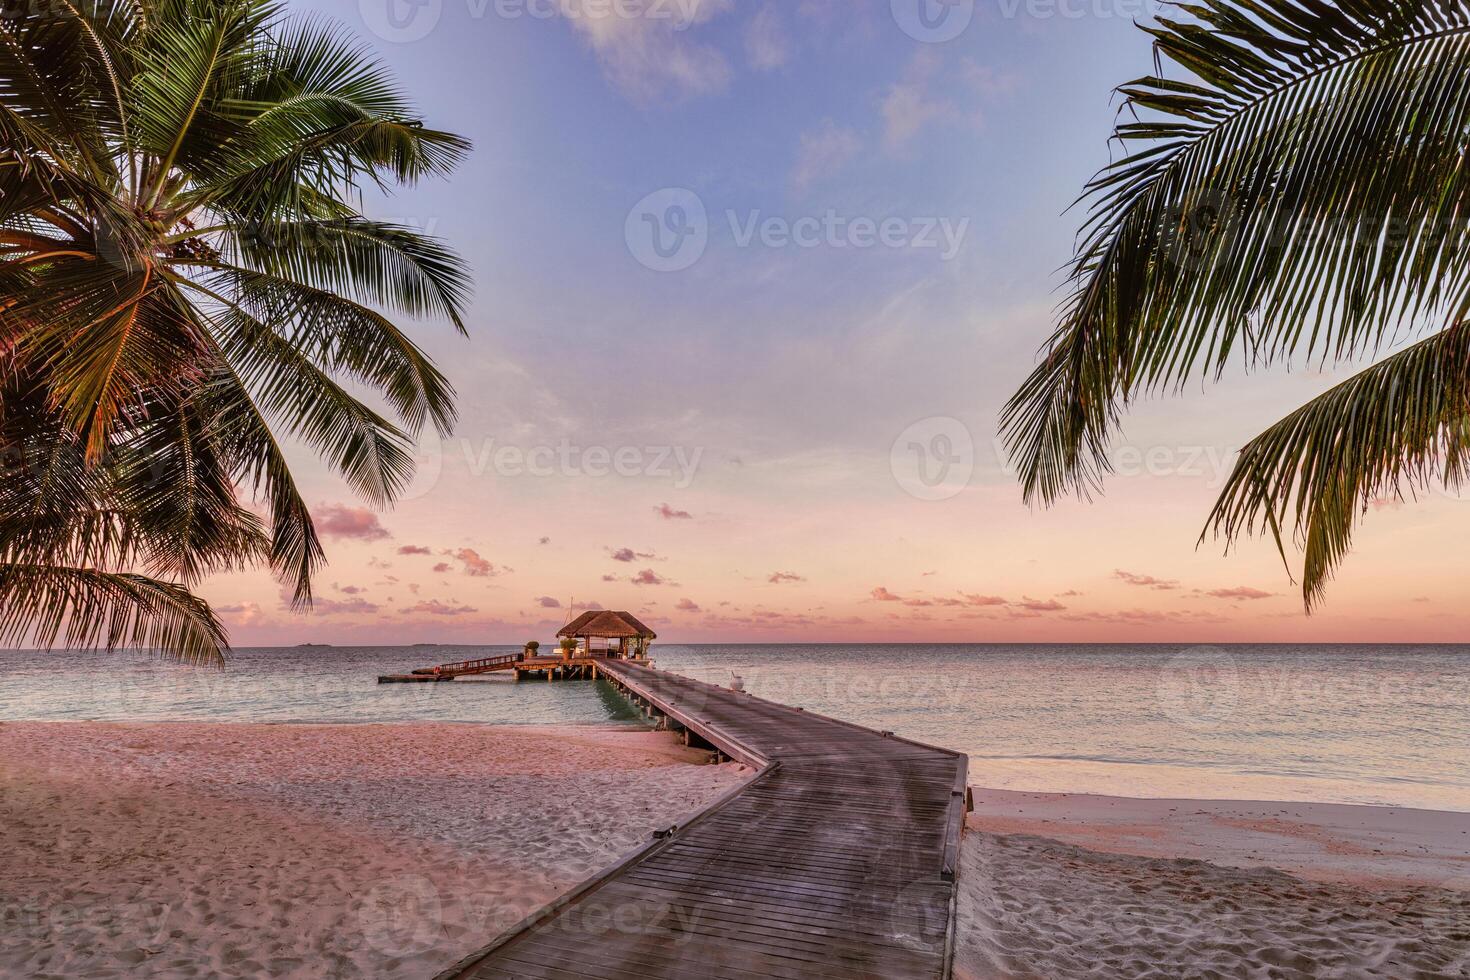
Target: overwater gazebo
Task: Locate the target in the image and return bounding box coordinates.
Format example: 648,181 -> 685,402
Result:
557,611 -> 656,661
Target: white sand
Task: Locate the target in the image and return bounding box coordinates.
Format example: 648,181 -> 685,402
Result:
8,722 -> 1469,979
956,789 -> 1470,979
0,721 -> 749,979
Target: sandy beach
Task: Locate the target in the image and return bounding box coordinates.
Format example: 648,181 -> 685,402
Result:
0,721 -> 749,979
4,721 -> 1469,979
956,789 -> 1470,979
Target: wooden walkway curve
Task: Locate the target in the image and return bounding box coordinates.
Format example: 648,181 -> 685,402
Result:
434,661 -> 969,980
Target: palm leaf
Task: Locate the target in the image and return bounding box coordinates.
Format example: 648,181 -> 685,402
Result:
1207,323 -> 1470,606
176,273 -> 416,505
225,217 -> 470,333
0,562 -> 227,667
1002,0 -> 1470,605
0,0 -> 468,646
1004,0 -> 1470,504
203,263 -> 456,434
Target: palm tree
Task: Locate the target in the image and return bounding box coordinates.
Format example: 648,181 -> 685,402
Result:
1002,0 -> 1470,608
0,1 -> 471,663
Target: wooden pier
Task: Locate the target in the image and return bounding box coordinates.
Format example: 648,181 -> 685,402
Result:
434,661 -> 970,980
377,653 -> 646,684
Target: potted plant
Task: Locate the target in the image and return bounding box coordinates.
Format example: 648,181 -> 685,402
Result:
559,637 -> 577,661
523,640 -> 540,661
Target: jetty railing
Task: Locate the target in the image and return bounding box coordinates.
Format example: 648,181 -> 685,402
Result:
409,654 -> 522,677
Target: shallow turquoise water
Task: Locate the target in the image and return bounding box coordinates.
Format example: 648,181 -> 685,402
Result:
2,644 -> 1466,810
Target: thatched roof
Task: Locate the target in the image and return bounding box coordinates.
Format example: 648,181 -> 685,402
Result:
557,610 -> 657,640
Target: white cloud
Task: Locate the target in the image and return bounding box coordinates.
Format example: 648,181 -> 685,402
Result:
560,0 -> 736,104
790,119 -> 862,191
962,58 -> 1020,101
745,4 -> 791,71
879,52 -> 1018,151
881,49 -> 950,151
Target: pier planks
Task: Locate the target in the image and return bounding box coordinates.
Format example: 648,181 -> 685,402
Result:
434,661 -> 968,980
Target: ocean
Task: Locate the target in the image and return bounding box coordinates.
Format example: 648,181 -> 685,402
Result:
2,643 -> 1466,811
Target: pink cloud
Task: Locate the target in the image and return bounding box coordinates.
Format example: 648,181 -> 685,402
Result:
539,536 -> 551,545
433,562 -> 452,574
337,585 -> 366,596
1063,608 -> 1227,625
397,545 -> 432,556
601,574 -> 619,582
400,600 -> 478,617
676,598 -> 701,612
215,602 -> 266,626
535,596 -> 562,608
654,503 -> 694,520
317,504 -> 390,541
1114,570 -> 1180,591
1017,597 -> 1066,612
959,593 -> 1007,607
1204,587 -> 1276,601
631,569 -> 667,586
768,572 -> 806,584
444,548 -> 505,577
610,547 -> 660,563
871,587 -> 903,602
312,597 -> 380,615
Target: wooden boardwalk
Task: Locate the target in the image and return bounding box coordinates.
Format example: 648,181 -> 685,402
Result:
435,661 -> 969,980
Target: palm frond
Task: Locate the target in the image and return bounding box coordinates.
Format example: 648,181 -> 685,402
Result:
1207,323 -> 1470,607
0,0 -> 467,642
0,562 -> 227,667
176,274 -> 416,505
224,217 -> 470,333
204,263 -> 456,434
1004,0 -> 1470,505
0,376 -> 269,583
192,365 -> 324,608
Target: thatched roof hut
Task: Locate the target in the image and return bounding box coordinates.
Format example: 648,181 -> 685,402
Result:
557,611 -> 656,658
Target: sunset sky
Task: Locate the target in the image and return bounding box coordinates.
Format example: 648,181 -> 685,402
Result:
201,0 -> 1470,646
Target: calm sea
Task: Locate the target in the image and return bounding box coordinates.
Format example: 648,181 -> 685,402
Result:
2,644 -> 1466,811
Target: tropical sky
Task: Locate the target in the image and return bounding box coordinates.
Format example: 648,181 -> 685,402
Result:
203,0 -> 1469,645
